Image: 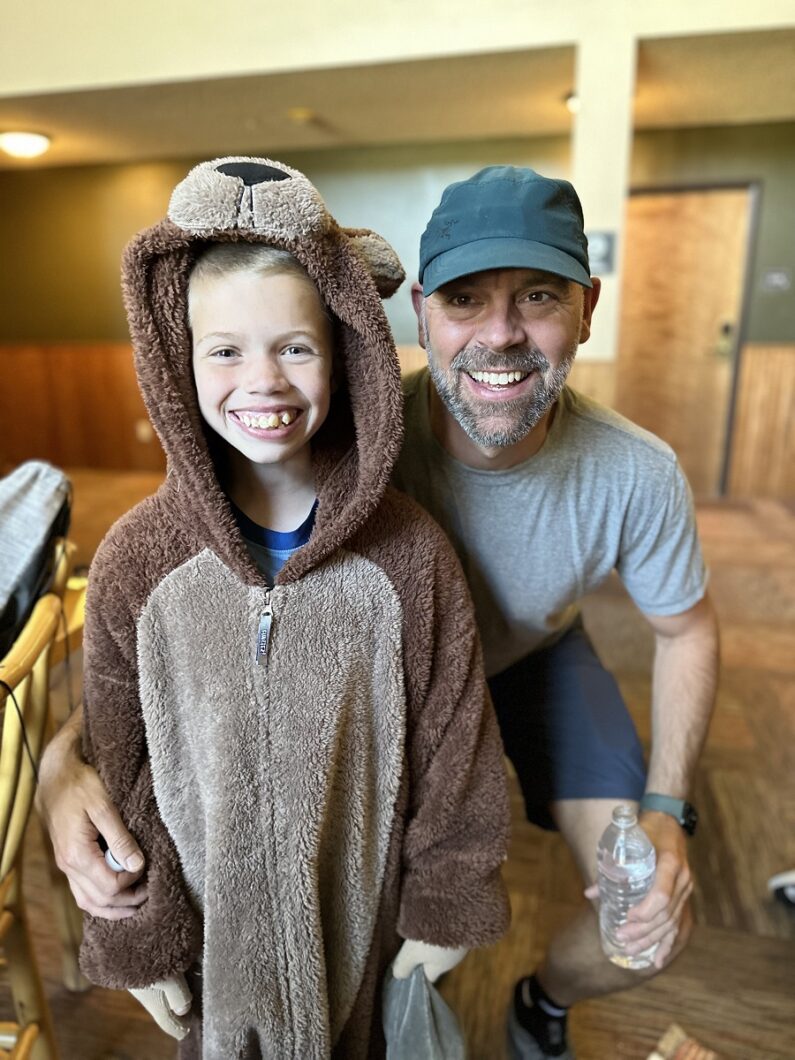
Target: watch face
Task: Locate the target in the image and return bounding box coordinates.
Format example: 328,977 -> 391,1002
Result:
682,803 -> 698,836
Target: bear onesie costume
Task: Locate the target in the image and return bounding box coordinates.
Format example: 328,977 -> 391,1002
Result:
79,157 -> 510,1059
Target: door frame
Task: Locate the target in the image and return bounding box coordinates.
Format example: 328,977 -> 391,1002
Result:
625,180 -> 762,496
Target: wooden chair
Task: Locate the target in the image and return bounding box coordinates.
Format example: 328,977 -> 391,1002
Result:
0,593 -> 61,1060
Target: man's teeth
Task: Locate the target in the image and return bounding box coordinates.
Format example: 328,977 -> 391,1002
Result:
468,370 -> 529,386
238,410 -> 297,429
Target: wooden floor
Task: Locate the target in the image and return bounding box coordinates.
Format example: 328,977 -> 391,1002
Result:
3,472 -> 794,1059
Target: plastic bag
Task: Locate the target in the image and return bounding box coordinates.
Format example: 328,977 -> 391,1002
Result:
382,966 -> 467,1060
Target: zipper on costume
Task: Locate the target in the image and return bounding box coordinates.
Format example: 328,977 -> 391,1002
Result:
255,590 -> 273,667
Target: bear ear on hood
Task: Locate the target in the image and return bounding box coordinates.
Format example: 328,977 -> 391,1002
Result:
343,228 -> 405,300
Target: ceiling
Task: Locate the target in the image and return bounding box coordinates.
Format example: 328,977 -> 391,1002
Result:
1,29 -> 793,170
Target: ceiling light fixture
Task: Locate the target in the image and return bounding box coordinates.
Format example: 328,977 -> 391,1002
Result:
564,92 -> 580,115
0,131 -> 51,158
287,107 -> 317,126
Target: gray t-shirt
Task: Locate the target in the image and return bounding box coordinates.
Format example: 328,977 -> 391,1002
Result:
393,369 -> 707,677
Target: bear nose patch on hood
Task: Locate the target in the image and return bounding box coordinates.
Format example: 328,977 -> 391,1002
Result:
168,156 -> 331,239
215,161 -> 290,185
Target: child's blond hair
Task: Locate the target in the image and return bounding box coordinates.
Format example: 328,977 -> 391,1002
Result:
188,243 -> 323,326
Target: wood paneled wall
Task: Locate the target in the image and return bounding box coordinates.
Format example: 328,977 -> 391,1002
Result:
395,344 -> 427,376
2,343 -> 792,499
728,344 -> 795,498
0,344 -> 165,472
567,358 -> 617,408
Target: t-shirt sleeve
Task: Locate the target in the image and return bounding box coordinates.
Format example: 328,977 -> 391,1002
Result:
617,458 -> 707,616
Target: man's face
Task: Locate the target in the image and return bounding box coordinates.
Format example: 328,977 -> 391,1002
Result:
414,268 -> 598,449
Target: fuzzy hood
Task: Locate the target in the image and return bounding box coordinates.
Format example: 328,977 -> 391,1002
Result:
122,156 -> 406,585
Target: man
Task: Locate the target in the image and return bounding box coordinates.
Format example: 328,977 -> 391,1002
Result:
38,166 -> 719,1060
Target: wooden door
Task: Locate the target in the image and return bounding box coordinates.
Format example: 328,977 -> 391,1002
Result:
615,187 -> 752,496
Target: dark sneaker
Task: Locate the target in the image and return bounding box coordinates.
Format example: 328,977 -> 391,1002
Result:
506,998 -> 575,1060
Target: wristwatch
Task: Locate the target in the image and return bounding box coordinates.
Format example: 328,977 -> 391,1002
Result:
640,793 -> 698,836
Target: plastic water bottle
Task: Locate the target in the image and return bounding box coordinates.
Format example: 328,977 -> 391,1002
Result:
597,804 -> 657,969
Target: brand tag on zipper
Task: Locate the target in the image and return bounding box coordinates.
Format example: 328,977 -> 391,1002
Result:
256,607 -> 273,666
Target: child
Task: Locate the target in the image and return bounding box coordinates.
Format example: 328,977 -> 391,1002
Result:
79,157 -> 510,1059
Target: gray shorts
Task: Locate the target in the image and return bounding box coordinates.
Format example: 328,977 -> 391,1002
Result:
487,622 -> 647,831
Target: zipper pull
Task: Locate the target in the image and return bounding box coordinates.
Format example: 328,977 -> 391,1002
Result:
255,593 -> 273,667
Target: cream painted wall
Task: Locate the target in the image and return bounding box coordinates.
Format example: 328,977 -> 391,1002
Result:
3,0 -> 795,96
571,33 -> 636,360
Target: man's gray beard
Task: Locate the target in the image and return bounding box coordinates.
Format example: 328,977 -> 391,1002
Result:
425,328 -> 577,448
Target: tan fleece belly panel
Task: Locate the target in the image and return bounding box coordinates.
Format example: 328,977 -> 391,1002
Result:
136,548 -> 406,1060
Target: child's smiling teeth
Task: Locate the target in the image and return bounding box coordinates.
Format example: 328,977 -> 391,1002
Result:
467,370 -> 530,386
237,410 -> 298,429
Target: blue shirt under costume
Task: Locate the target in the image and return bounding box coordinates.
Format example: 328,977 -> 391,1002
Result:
230,500 -> 317,585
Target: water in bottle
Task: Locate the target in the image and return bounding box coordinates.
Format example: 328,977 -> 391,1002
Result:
597,804 -> 657,969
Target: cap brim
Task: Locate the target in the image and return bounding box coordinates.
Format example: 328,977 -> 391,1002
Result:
421,237 -> 592,294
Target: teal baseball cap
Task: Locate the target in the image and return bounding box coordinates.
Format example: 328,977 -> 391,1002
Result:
419,165 -> 592,293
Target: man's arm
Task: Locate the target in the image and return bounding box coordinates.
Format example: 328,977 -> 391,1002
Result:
646,592 -> 719,796
618,592 -> 719,966
36,702 -> 148,919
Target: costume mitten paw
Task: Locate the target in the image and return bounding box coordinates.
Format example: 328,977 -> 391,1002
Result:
129,972 -> 192,1040
391,939 -> 469,983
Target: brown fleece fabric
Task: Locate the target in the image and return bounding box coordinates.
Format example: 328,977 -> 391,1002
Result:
80,158 -> 510,1059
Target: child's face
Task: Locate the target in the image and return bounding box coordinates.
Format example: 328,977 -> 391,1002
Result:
191,270 -> 334,470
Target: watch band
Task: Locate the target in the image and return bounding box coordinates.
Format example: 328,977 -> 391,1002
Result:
640,793 -> 698,835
